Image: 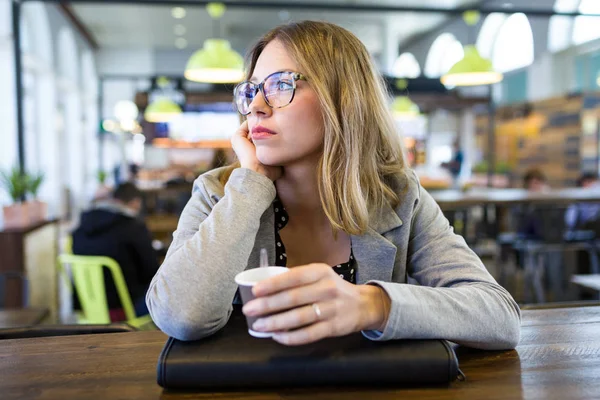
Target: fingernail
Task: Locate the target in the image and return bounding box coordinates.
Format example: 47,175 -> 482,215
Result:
253,319 -> 266,331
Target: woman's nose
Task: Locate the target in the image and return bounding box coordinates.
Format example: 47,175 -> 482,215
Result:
248,90 -> 272,117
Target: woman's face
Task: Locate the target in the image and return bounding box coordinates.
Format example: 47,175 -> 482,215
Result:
246,40 -> 324,168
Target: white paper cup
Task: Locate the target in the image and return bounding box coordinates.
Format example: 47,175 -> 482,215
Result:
235,266 -> 288,338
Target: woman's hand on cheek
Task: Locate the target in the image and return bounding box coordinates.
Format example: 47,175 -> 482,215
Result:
231,120 -> 282,181
242,264 -> 391,346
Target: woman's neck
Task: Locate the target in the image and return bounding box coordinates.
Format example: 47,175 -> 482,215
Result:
275,159 -> 327,228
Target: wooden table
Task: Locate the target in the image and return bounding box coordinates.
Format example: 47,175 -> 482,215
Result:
0,308 -> 49,329
1,307 -> 600,399
432,187 -> 600,210
572,275 -> 600,299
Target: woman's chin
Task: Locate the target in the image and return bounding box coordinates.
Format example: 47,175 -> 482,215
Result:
256,151 -> 286,167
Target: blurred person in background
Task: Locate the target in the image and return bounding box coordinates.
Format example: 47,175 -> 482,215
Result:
72,182 -> 159,321
516,168 -> 549,239
565,173 -> 600,232
498,168 -> 549,268
522,168 -> 549,193
441,140 -> 463,188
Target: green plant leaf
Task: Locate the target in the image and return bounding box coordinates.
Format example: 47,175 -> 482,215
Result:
0,167 -> 28,202
27,172 -> 45,197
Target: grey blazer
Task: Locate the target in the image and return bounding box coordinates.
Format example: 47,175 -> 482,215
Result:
146,167 -> 521,349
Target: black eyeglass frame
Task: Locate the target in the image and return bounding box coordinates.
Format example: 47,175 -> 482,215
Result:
233,71 -> 307,115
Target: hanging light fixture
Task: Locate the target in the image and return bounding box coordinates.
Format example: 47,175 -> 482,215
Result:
144,98 -> 182,123
441,11 -> 503,87
184,3 -> 244,83
441,45 -> 503,86
391,96 -> 420,118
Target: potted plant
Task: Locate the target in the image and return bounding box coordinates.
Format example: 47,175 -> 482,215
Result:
97,170 -> 107,184
1,167 -> 31,228
93,170 -> 112,202
27,172 -> 47,223
471,161 -> 512,188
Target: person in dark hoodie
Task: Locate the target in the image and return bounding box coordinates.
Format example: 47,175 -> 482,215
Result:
72,182 -> 159,321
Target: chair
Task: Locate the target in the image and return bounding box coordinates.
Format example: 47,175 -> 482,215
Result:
0,271 -> 29,308
516,206 -> 600,303
57,254 -> 155,330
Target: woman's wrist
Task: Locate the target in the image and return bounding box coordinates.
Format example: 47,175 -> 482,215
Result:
358,284 -> 391,332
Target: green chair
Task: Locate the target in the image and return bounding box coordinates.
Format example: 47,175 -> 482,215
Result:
57,254 -> 155,330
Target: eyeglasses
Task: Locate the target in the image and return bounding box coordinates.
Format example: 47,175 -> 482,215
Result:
233,71 -> 306,115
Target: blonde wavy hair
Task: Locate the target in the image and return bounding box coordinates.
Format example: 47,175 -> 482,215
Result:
223,20 -> 406,235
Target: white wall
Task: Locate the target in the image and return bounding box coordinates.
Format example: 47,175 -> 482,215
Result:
96,48 -> 154,76
97,49 -> 154,120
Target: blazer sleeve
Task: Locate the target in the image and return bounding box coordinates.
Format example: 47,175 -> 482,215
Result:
364,178 -> 521,350
146,168 -> 276,341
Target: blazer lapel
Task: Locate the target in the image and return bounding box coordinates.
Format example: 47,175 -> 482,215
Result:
247,204 -> 276,268
352,203 -> 403,284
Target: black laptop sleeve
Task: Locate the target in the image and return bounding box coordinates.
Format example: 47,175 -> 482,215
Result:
157,308 -> 460,389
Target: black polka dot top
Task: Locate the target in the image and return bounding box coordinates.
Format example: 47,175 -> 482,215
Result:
273,197 -> 356,284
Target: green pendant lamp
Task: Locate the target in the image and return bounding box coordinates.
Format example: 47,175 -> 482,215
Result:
441,11 -> 503,87
184,3 -> 244,83
391,96 -> 420,118
144,97 -> 182,123
441,45 -> 503,86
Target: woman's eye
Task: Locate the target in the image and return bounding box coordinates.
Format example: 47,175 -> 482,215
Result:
277,80 -> 293,91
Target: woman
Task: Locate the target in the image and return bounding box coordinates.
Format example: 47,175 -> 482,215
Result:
146,21 -> 520,349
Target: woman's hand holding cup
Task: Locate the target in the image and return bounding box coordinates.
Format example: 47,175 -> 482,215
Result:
241,263 -> 392,346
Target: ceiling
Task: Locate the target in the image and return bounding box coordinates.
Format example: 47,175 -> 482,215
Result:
68,0 -> 485,56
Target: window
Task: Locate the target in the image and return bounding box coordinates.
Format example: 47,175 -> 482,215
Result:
58,28 -> 85,217
573,0 -> 600,45
425,33 -> 464,78
392,52 -> 421,78
492,13 -> 534,73
476,13 -> 507,60
548,0 -> 580,52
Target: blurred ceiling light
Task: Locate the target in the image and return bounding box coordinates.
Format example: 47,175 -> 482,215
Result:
120,119 -> 137,132
392,53 -> 421,79
175,37 -> 188,49
172,7 -> 186,19
113,100 -> 139,122
174,24 -> 187,36
441,45 -> 503,86
102,119 -> 118,133
391,96 -> 420,119
144,98 -> 182,123
184,3 -> 244,83
441,11 -> 503,87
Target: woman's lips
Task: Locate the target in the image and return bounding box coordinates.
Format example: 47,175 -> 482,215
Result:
251,126 -> 278,140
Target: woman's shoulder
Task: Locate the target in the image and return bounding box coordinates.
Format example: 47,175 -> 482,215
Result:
390,169 -> 422,202
192,166 -> 276,202
191,167 -> 229,201
385,169 -> 429,221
